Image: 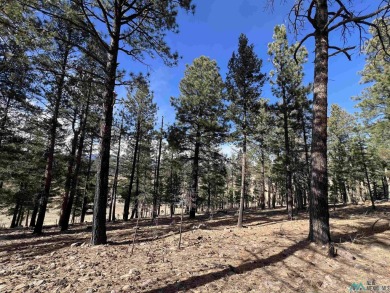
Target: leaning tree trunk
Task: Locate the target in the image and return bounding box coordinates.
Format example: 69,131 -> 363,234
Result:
91,20 -> 121,244
308,0 -> 331,244
34,46 -> 70,234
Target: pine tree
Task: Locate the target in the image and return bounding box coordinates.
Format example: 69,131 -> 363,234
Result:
226,34 -> 266,227
268,24 -> 310,219
171,56 -> 227,218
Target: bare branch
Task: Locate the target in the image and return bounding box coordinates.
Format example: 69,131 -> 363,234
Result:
293,32 -> 315,63
328,4 -> 390,32
328,45 -> 356,60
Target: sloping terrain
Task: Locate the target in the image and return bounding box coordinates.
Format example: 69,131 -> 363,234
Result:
0,203 -> 389,293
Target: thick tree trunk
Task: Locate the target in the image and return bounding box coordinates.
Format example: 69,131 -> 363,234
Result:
34,46 -> 70,234
152,117 -> 163,219
190,130 -> 201,219
91,18 -> 121,244
237,133 -> 246,228
308,0 -> 331,244
123,119 -> 141,221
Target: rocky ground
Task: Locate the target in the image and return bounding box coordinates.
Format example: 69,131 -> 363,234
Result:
0,202 -> 389,293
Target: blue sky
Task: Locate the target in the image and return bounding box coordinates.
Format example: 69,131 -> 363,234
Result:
115,0 -> 373,127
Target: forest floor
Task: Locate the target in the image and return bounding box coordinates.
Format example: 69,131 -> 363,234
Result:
0,202 -> 390,293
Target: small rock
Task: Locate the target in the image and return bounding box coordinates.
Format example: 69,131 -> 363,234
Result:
122,285 -> 130,291
34,279 -> 44,286
129,268 -> 141,276
85,288 -> 93,293
49,263 -> 56,269
141,279 -> 152,288
120,274 -> 131,280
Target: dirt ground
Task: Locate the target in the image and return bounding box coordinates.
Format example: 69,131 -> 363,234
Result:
0,202 -> 389,293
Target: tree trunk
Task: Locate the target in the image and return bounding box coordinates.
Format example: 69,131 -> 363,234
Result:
123,119 -> 141,221
152,116 -> 163,219
237,132 -> 246,228
131,146 -> 141,219
283,92 -> 293,220
91,17 -> 121,244
25,209 -> 30,227
30,193 -> 40,227
109,117 -> 123,223
190,130 -> 201,219
308,0 -> 331,244
61,95 -> 91,231
382,176 -> 389,199
34,46 -> 70,234
359,141 -> 375,209
59,108 -> 79,228
299,103 -> 311,208
169,153 -> 175,218
10,203 -> 20,228
17,207 -> 24,227
80,138 -> 94,223
260,149 -> 266,210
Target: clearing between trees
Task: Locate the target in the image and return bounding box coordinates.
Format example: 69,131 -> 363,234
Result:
1,202 -> 389,293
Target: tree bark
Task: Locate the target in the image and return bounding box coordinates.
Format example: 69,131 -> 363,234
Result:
237,133 -> 246,227
308,0 -> 331,244
10,203 -> 20,228
80,137 -> 94,223
123,119 -> 141,221
282,91 -> 293,220
91,14 -> 122,244
131,147 -> 141,219
109,116 -> 123,222
61,94 -> 91,231
190,130 -> 201,219
359,141 -> 375,209
260,148 -> 266,210
152,116 -> 163,219
59,108 -> 79,227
